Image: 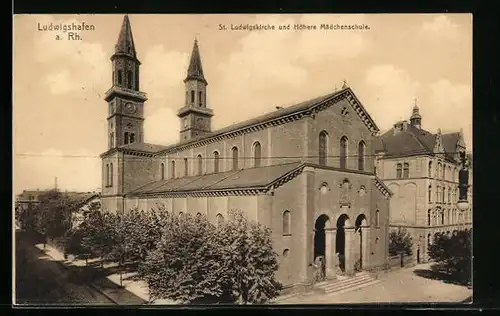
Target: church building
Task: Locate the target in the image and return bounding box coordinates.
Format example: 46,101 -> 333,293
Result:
374,104 -> 472,263
100,15 -> 392,291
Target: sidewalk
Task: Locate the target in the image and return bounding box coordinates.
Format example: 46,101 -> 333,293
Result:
34,243 -> 178,305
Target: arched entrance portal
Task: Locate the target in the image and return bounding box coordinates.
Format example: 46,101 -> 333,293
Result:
314,214 -> 330,281
354,214 -> 367,271
336,214 -> 349,272
417,248 -> 421,263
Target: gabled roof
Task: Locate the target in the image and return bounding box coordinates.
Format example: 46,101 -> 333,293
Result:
375,123 -> 462,162
101,87 -> 379,158
127,161 -> 392,200
66,192 -> 100,209
127,162 -> 304,196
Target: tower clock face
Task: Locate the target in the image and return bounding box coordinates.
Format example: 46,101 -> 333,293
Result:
125,102 -> 137,114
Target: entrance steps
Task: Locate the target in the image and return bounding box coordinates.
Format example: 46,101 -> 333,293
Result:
314,271 -> 380,295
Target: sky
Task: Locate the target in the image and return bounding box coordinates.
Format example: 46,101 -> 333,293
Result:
13,14 -> 473,193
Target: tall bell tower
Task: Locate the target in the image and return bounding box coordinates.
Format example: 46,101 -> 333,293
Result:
104,15 -> 147,149
177,39 -> 214,142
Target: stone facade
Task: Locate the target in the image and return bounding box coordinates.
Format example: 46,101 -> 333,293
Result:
375,105 -> 472,263
100,15 -> 393,291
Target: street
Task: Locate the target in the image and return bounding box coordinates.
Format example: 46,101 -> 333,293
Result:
14,230 -> 116,305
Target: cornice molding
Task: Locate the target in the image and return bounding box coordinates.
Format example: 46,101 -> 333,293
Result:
375,177 -> 392,199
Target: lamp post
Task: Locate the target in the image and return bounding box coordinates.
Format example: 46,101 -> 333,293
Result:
456,152 -> 469,231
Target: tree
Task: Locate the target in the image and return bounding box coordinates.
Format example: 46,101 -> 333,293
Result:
428,230 -> 471,284
18,202 -> 38,232
389,228 -> 413,257
428,232 -> 451,263
80,210 -> 116,267
216,209 -> 282,304
34,190 -> 79,248
139,212 -> 224,304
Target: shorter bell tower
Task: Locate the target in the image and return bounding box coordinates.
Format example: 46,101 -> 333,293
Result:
177,39 -> 214,142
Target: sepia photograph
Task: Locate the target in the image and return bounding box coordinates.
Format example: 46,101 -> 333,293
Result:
13,13 -> 472,305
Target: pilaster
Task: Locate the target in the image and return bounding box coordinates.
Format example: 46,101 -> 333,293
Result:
344,226 -> 355,276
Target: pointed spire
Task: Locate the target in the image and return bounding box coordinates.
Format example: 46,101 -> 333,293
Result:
410,96 -> 421,119
115,15 -> 137,58
185,39 -> 207,84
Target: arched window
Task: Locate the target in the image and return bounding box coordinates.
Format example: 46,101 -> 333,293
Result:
117,70 -> 122,85
403,163 -> 409,178
358,141 -> 365,171
282,210 -> 291,235
199,91 -> 202,106
441,211 -> 445,225
160,163 -> 165,180
442,164 -> 446,179
428,161 -> 432,177
110,163 -> 113,186
340,136 -> 348,169
253,142 -> 262,168
428,185 -> 432,203
448,186 -> 451,203
184,158 -> 188,176
232,147 -> 239,170
130,133 -> 135,144
375,210 -> 380,227
396,163 -> 402,179
442,186 -> 446,203
171,160 -> 176,179
427,209 -> 431,226
105,164 -> 109,187
437,162 -> 442,179
124,132 -> 129,145
436,185 -> 440,202
191,90 -> 195,103
283,249 -> 289,257
185,91 -> 188,104
197,154 -> 203,175
127,70 -> 133,89
213,151 -> 220,173
318,131 -> 328,166
216,213 -> 224,227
